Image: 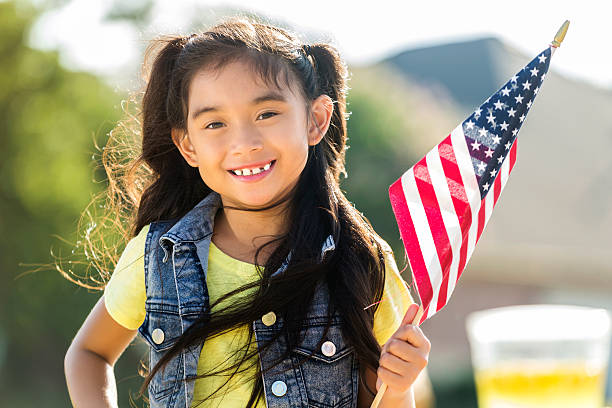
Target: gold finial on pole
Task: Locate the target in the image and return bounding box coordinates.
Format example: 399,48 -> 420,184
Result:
551,20 -> 570,48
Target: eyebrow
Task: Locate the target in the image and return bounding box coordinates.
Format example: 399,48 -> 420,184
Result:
190,92 -> 288,121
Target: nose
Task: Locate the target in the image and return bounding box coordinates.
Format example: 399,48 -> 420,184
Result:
230,123 -> 264,155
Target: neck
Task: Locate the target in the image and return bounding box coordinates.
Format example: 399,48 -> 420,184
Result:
212,198 -> 290,264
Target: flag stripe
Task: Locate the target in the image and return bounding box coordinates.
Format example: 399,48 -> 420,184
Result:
424,146 -> 462,313
450,125 -> 481,265
401,167 -> 445,320
493,166 -> 503,205
437,137 -> 472,301
388,179 -> 432,307
412,163 -> 447,318
509,139 -> 518,171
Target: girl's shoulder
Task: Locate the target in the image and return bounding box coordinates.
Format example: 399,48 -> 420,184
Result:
102,224 -> 150,330
118,224 -> 151,270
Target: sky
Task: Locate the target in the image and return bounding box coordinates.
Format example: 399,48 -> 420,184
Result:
29,0 -> 611,90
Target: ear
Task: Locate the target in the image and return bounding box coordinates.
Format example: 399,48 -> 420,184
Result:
171,128 -> 199,167
307,94 -> 334,146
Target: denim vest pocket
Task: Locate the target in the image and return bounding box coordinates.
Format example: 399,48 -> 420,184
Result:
292,316 -> 356,408
139,308 -> 184,402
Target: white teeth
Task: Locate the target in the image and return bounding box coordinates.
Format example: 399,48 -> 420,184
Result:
232,161 -> 273,176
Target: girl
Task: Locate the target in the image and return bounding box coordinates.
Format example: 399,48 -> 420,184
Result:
64,16 -> 431,408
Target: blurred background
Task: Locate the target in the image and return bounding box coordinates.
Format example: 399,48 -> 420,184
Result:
1,0 -> 610,406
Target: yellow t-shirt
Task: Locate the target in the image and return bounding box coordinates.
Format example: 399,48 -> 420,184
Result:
104,224 -> 414,408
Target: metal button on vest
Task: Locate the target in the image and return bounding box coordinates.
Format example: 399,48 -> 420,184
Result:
262,311 -> 276,326
151,328 -> 165,344
321,340 -> 336,357
271,380 -> 287,397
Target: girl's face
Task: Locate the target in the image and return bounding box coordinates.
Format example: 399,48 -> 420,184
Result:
172,60 -> 333,210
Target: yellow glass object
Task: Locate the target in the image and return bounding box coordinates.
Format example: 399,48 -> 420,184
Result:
475,360 -> 606,408
466,305 -> 611,408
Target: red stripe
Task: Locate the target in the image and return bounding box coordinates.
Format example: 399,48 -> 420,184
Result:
476,194 -> 487,244
436,269 -> 450,312
412,158 -> 453,312
389,178 -> 433,309
509,139 -> 518,172
493,167 -> 503,206
438,136 -> 473,284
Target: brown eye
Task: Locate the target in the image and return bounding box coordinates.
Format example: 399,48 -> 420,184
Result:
257,112 -> 278,120
205,122 -> 224,129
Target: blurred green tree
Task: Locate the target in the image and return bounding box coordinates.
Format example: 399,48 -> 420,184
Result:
0,2 -> 136,406
344,65 -> 458,265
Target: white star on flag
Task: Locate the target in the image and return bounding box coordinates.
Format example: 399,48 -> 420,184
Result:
486,112 -> 496,125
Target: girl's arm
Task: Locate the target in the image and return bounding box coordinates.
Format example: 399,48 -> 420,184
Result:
64,295 -> 138,408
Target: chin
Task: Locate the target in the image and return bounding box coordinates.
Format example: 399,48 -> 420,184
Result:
223,192 -> 280,210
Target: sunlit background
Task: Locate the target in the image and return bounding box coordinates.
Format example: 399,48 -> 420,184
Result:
1,0 -> 611,406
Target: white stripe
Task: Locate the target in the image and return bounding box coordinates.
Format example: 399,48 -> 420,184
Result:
424,148 -> 462,310
400,167 -> 443,320
450,125 -> 481,262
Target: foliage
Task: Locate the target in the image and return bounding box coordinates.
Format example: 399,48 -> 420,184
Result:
0,2 -> 133,406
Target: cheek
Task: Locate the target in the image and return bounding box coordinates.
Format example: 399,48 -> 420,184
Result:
283,140 -> 310,178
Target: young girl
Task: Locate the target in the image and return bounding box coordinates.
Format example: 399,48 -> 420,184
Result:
64,16 -> 431,408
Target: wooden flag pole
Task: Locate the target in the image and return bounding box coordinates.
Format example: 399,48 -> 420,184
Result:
370,304 -> 425,408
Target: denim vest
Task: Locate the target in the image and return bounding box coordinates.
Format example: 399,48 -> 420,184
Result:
137,191 -> 359,408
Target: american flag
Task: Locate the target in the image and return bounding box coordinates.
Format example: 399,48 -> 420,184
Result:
389,45 -> 554,325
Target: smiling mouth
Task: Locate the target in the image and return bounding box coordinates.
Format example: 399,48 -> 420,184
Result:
227,160 -> 276,179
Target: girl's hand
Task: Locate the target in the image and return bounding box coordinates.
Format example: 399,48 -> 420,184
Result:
376,304 -> 431,398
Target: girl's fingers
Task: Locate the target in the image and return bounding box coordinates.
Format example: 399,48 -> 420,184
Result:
382,338 -> 429,369
391,324 -> 431,352
401,303 -> 420,326
379,348 -> 412,374
377,365 -> 412,394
